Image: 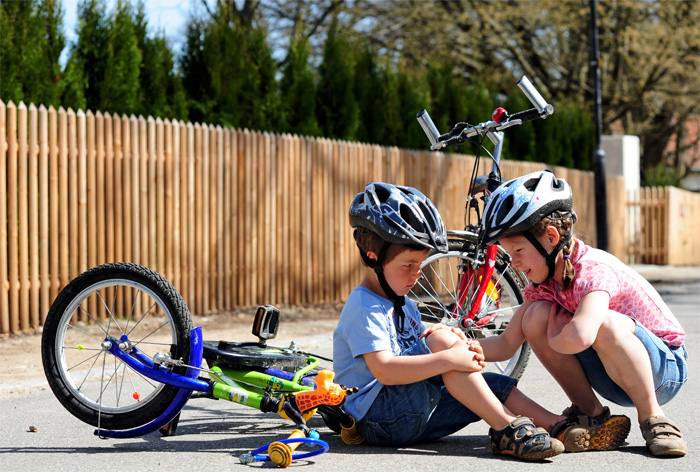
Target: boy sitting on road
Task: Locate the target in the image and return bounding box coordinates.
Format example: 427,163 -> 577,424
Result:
333,182 -> 604,460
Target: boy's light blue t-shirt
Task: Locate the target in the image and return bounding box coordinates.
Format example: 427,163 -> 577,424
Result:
333,286 -> 425,421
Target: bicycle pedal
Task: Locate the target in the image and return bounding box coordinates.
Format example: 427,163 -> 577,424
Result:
252,305 -> 280,342
158,413 -> 180,437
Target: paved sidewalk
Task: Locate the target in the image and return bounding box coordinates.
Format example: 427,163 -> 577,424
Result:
631,264 -> 700,285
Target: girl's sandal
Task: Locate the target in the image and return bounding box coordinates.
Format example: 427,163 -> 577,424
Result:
549,405 -> 630,452
640,416 -> 687,457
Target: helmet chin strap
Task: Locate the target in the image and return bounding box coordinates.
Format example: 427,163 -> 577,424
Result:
522,231 -> 572,280
356,239 -> 407,333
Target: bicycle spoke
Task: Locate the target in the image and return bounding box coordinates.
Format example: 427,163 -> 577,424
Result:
96,288 -> 125,337
75,350 -> 104,391
66,350 -> 102,373
114,357 -> 127,407
124,289 -> 141,334
65,322 -> 108,343
77,303 -> 110,337
125,299 -> 158,339
131,319 -> 170,347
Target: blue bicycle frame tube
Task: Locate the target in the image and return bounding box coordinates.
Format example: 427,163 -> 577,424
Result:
95,326 -> 206,438
105,332 -> 210,392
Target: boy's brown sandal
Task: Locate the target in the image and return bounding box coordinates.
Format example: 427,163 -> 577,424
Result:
640,416 -> 687,457
489,417 -> 565,461
549,405 -> 630,452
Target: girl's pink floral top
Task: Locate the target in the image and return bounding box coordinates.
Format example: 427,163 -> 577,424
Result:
522,239 -> 685,347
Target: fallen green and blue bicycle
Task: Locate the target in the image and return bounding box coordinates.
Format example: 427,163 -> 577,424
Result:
41,262 -> 359,467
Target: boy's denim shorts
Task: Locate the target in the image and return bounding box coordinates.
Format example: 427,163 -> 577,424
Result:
356,338 -> 518,446
576,319 -> 688,407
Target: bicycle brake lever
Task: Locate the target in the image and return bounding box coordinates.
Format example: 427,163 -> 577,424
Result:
497,120 -> 522,130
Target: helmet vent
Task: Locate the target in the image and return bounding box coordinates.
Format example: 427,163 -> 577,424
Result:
400,204 -> 421,231
496,195 -> 515,223
374,186 -> 391,203
523,177 -> 539,191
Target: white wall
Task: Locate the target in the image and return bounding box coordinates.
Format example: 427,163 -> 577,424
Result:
602,135 -> 640,191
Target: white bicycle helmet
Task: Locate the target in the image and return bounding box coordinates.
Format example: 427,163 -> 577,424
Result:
481,170 -> 575,245
349,182 -> 448,253
481,170 -> 577,279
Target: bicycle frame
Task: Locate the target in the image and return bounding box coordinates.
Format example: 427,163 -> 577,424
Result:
96,324 -> 356,466
416,76 -> 553,332
449,244 -> 499,324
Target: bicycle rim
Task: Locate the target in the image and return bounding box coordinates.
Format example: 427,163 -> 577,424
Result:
54,279 -> 178,414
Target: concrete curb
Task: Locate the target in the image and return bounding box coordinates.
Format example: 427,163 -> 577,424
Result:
631,264 -> 700,284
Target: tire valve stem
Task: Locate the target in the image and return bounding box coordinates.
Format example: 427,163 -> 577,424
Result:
132,392 -> 141,401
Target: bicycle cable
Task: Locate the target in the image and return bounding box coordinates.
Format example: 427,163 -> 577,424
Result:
465,132 -> 490,230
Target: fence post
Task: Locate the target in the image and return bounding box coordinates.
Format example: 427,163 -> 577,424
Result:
0,101 -> 9,333
19,102 -> 29,330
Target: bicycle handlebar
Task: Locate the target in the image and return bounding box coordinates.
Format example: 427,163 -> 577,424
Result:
416,76 -> 554,151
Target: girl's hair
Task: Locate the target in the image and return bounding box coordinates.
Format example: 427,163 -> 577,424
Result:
354,227 -> 426,266
529,212 -> 576,291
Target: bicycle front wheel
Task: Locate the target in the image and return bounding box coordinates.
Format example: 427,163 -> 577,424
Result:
41,263 -> 193,430
410,237 -> 530,378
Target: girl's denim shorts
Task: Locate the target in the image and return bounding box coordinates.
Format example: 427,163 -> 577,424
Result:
576,319 -> 688,406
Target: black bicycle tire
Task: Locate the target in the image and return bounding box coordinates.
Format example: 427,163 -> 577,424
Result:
411,239 -> 530,379
41,262 -> 193,430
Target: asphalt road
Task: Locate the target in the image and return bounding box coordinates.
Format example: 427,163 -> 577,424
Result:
1,281 -> 698,471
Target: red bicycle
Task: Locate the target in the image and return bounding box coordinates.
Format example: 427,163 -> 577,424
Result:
410,76 -> 554,379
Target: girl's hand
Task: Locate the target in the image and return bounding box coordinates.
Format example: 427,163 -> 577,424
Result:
449,341 -> 486,371
547,303 -> 573,341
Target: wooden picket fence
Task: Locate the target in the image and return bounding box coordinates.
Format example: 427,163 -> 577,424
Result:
0,99 -> 692,335
626,186 -> 700,265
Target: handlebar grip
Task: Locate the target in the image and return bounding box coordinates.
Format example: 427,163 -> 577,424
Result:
416,109 -> 440,146
517,76 -> 553,115
508,108 -> 542,124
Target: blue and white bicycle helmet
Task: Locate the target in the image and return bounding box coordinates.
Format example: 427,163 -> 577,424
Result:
349,182 -> 448,253
349,182 -> 447,333
481,170 -> 577,279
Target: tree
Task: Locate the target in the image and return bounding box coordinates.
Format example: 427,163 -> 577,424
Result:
280,36 -> 320,136
133,0 -> 186,120
100,0 -> 141,114
259,0 -> 345,66
316,19 -> 359,140
346,0 -> 700,178
180,18 -> 211,123
180,1 -> 280,130
396,68 -> 432,151
61,0 -> 110,111
0,0 -> 65,106
60,0 -> 143,115
353,45 -> 383,143
239,26 -> 280,131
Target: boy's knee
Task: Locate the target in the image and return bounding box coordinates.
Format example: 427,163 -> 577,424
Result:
521,300 -> 553,338
425,329 -> 460,352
